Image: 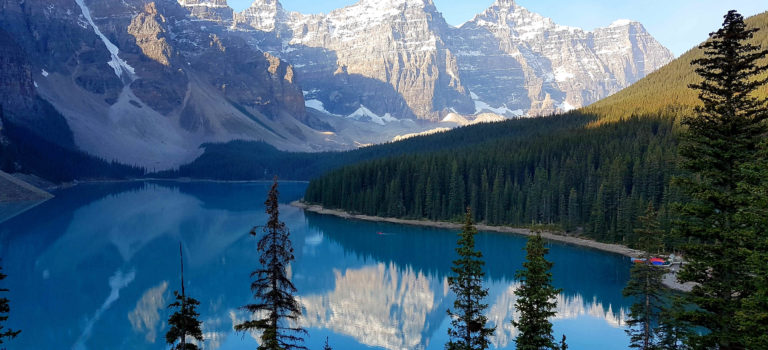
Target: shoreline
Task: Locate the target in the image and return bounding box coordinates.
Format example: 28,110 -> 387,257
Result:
291,201 -> 695,292
291,201 -> 643,257
49,177 -> 310,190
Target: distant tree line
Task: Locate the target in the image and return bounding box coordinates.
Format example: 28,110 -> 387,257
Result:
305,115 -> 682,247
0,106 -> 145,183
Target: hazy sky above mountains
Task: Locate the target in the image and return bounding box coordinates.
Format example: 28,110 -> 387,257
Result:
228,0 -> 767,57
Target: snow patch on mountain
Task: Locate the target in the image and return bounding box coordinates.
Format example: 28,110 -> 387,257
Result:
609,19 -> 633,27
73,0 -> 135,80
178,1 -> 229,8
305,99 -> 337,116
559,100 -> 576,112
554,67 -> 574,82
469,92 -> 525,116
441,112 -> 507,126
346,105 -> 398,125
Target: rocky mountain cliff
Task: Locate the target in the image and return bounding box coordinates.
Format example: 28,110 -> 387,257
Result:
1,0 -> 410,170
224,0 -> 673,121
0,0 -> 673,170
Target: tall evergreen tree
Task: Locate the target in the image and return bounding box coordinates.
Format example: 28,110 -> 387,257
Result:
513,234 -> 562,350
733,139 -> 768,348
446,207 -> 494,350
236,178 -> 306,350
166,243 -> 204,350
622,204 -> 667,350
0,266 -> 20,348
676,10 -> 768,349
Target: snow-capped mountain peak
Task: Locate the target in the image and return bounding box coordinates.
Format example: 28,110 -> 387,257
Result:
355,0 -> 434,10
492,0 -> 518,9
609,19 -> 634,27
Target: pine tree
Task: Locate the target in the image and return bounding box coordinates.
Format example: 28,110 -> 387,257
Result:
622,204 -> 666,349
236,177 -> 306,350
676,10 -> 768,349
166,243 -> 204,350
0,266 -> 20,347
446,207 -> 494,350
513,234 -> 562,350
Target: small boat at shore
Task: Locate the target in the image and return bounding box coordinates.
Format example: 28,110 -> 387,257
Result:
632,257 -> 671,266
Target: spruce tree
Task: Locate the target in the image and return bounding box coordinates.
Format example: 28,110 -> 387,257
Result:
733,139 -> 768,348
236,177 -> 306,350
622,204 -> 666,350
446,207 -> 494,350
166,243 -> 204,350
513,233 -> 562,350
0,266 -> 19,347
676,9 -> 768,349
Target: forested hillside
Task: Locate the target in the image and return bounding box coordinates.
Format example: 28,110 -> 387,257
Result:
0,107 -> 145,183
305,115 -> 682,247
583,11 -> 768,121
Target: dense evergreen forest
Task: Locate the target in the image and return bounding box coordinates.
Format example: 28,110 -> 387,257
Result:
0,106 -> 145,183
305,114 -> 682,247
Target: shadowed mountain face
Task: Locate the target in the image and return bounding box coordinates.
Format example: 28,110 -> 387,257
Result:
0,0 -> 672,170
0,0 -> 325,170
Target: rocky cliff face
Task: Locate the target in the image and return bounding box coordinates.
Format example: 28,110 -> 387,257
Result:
0,0 -> 342,169
226,0 -> 672,120
0,0 -> 674,169
229,0 -> 474,121
449,0 -> 673,116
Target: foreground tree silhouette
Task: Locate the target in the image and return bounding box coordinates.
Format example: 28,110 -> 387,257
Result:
446,207 -> 494,350
0,266 -> 20,348
166,243 -> 204,350
236,178 -> 306,350
622,204 -> 667,349
513,234 -> 561,350
676,9 -> 768,349
323,337 -> 332,350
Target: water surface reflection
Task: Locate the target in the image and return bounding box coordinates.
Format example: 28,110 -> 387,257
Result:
0,182 -> 630,349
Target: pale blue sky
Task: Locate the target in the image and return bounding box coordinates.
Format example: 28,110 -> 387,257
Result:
227,0 -> 767,56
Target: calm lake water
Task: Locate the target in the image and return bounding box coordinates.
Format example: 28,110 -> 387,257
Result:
0,181 -> 632,349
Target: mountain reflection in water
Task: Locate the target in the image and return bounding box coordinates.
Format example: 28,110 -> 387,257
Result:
0,182 -> 630,349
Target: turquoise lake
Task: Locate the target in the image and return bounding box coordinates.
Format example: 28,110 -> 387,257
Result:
0,181 -> 632,349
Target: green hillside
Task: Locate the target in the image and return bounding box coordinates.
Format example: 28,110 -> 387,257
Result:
583,11 -> 768,122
